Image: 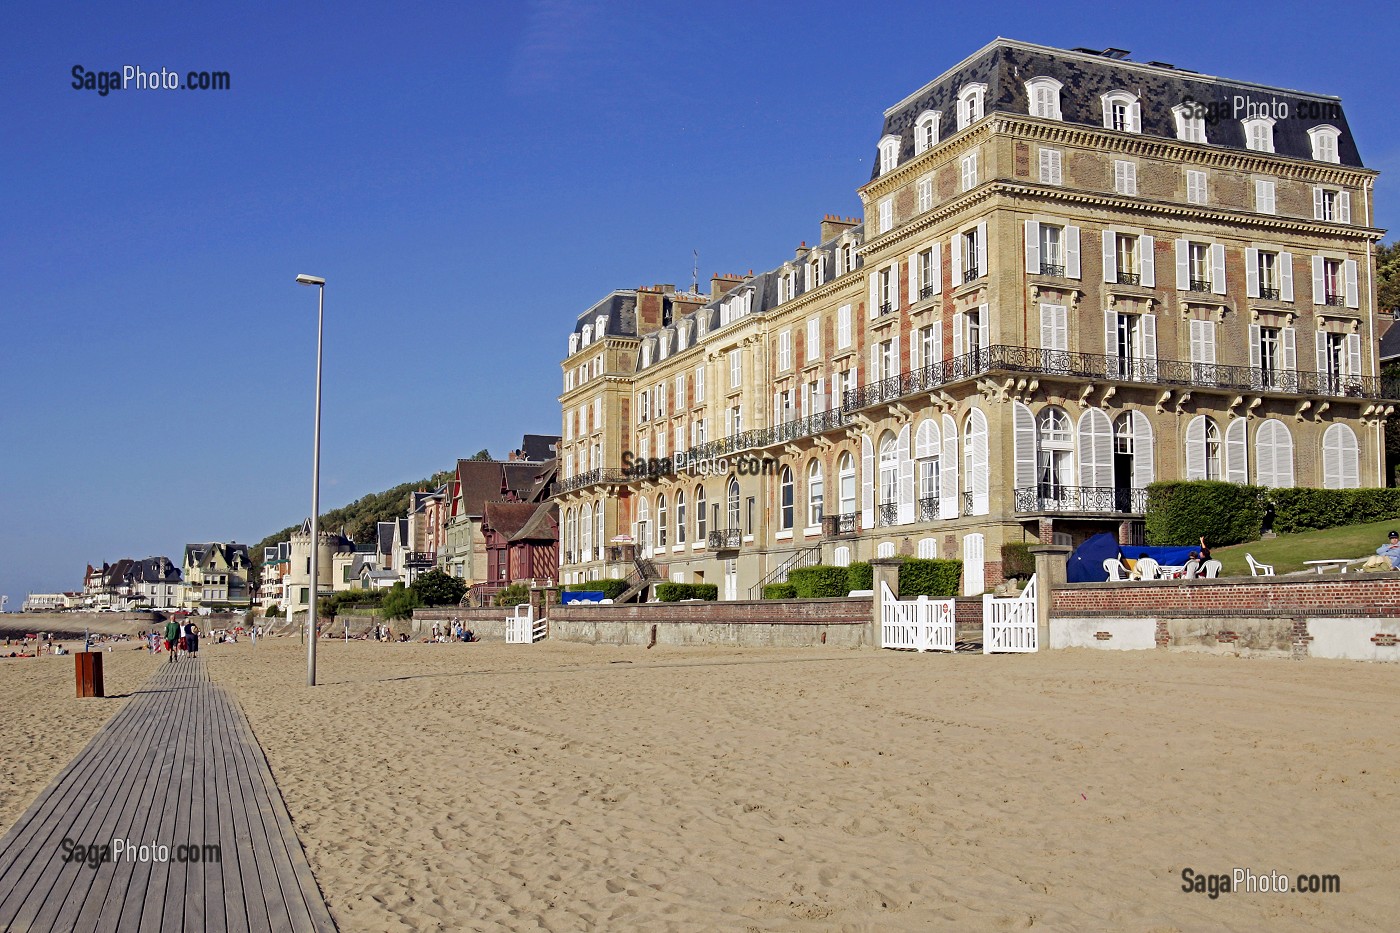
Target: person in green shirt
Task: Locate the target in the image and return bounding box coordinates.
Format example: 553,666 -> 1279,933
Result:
163,618 -> 181,663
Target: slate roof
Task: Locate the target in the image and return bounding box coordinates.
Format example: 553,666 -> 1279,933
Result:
134,556 -> 182,584
1380,321 -> 1400,364
520,434 -> 560,462
873,38 -> 1364,180
483,501 -> 542,540
376,521 -> 397,556
509,502 -> 559,543
570,291 -> 639,340
452,459 -> 551,517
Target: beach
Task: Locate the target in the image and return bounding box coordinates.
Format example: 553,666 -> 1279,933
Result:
4,638 -> 1397,930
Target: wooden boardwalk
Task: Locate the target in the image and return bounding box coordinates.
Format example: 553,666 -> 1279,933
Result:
0,658 -> 336,933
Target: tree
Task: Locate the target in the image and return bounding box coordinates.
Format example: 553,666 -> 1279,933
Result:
410,569 -> 467,607
1377,241 -> 1400,314
381,582 -> 420,621
470,448 -> 492,461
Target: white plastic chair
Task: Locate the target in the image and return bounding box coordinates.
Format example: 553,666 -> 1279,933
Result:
1135,557 -> 1161,581
1202,559 -> 1222,578
1246,554 -> 1275,576
1102,558 -> 1126,581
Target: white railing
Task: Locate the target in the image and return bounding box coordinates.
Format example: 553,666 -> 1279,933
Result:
880,581 -> 955,652
982,574 -> 1038,654
505,604 -> 547,643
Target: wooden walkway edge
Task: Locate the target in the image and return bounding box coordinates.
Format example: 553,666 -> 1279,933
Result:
0,658 -> 336,933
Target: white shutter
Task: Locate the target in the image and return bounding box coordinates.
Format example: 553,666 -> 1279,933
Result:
1025,221 -> 1040,274
952,311 -> 964,359
1249,324 -> 1262,370
773,392 -> 782,426
950,235 -> 962,284
1065,225 -> 1081,279
1013,402 -> 1037,491
968,408 -> 989,515
1040,303 -> 1068,352
1190,319 -> 1206,365
1211,243 -> 1227,295
1282,327 -> 1297,382
931,243 -> 942,293
860,434 -> 874,528
908,252 -> 919,300
1142,313 -> 1158,380
975,222 -> 987,275
869,344 -> 879,385
1344,259 -> 1360,308
931,321 -> 943,368
868,272 -> 879,319
1255,421 -> 1275,487
1104,310 -> 1118,373
837,304 -> 851,348
1245,248 -> 1259,298
1225,418 -> 1248,484
1185,416 -> 1206,481
1175,239 -> 1189,291
1339,191 -> 1352,224
1102,230 -> 1117,283
1140,235 -> 1155,287
1315,330 -> 1329,374
1312,256 -> 1325,305
1079,408 -> 1113,489
1322,424 -> 1342,488
1279,252 -> 1294,302
909,328 -> 919,372
1347,333 -> 1363,377
1131,410 -> 1154,488
891,334 -> 901,377
890,260 -> 901,310
897,424 -> 914,524
940,414 -> 958,518
1313,187 -> 1325,220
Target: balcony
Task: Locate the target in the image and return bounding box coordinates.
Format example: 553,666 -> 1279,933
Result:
962,267 -> 981,284
1038,261 -> 1065,278
822,513 -> 859,538
876,502 -> 898,527
919,283 -> 937,300
918,496 -> 939,521
1188,277 -> 1213,293
877,301 -> 894,317
1013,485 -> 1148,514
558,468 -> 630,494
1115,271 -> 1140,286
1259,286 -> 1280,301
1323,292 -> 1348,307
404,552 -> 436,567
707,528 -> 742,550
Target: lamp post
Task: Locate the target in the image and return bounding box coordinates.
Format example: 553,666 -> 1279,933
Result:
296,273 -> 326,686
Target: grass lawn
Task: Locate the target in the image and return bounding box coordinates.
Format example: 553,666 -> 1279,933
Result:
1211,519 -> 1398,576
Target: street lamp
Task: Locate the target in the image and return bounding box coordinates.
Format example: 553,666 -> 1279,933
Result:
296,273 -> 326,686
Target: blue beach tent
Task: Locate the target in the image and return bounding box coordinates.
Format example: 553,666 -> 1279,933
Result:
1066,533 -> 1198,583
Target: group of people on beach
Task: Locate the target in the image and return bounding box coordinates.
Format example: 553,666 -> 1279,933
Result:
157,618 -> 201,662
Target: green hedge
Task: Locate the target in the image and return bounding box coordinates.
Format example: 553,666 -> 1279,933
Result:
787,565 -> 850,598
1001,543 -> 1034,580
1269,487 -> 1400,534
762,583 -> 797,599
564,578 -> 629,600
846,562 -> 873,591
897,558 -> 962,598
655,582 -> 718,602
493,583 -> 530,607
1145,481 -> 1266,547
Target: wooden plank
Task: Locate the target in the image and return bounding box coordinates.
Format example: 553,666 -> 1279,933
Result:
208,677 -> 251,933
220,688 -> 292,933
159,658 -> 201,933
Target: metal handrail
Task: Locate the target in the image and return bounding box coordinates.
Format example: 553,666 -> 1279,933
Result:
1013,485 -> 1149,514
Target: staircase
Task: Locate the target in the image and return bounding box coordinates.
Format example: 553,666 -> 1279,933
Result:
616,557 -> 666,603
749,543 -> 823,599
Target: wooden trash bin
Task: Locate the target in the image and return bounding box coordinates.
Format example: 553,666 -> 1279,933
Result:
75,651 -> 104,698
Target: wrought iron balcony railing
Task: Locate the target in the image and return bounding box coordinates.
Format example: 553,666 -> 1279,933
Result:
877,502 -> 898,527
920,283 -> 937,300
1258,286 -> 1280,301
404,552 -> 437,567
558,468 -> 630,493
1323,293 -> 1348,307
918,496 -> 939,521
963,267 -> 981,284
822,513 -> 859,538
877,301 -> 894,317
962,491 -> 975,515
1116,271 -> 1141,286
1013,485 -> 1149,514
1039,261 -> 1065,278
707,528 -> 742,550
1188,277 -> 1213,293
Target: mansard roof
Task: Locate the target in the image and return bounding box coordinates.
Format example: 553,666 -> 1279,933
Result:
570,290 -> 638,340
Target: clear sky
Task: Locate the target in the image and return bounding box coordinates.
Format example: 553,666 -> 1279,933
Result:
2,0 -> 1397,604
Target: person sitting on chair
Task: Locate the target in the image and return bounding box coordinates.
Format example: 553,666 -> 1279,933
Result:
1133,552 -> 1161,580
1376,530 -> 1400,570
1182,551 -> 1202,579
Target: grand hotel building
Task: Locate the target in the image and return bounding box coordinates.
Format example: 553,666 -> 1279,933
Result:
555,39 -> 1390,598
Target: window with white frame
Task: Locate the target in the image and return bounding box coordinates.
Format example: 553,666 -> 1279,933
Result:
878,198 -> 893,234
916,246 -> 937,299
581,323 -> 592,346
1255,179 -> 1276,214
728,404 -> 742,436
877,431 -> 899,521
1242,117 -> 1275,153
1252,249 -> 1281,300
695,365 -> 705,402
960,227 -> 984,281
675,491 -> 686,544
1101,90 -> 1141,133
1036,407 -> 1073,501
1172,103 -> 1208,143
1038,224 -> 1064,276
837,304 -> 852,349
838,452 -> 856,516
918,324 -> 939,367
960,151 -> 978,191
778,329 -> 792,371
877,265 -> 894,315
779,466 -> 794,531
1113,160 -> 1137,195
806,317 -> 820,361
807,460 -> 824,526
1186,169 -> 1208,205
1026,76 -> 1063,120
838,240 -> 855,275
1254,419 -> 1295,488
808,255 -> 824,289
1313,186 -> 1351,223
914,111 -> 941,153
917,175 -> 933,213
1308,124 -> 1341,163
728,348 -> 742,388
1039,147 -> 1062,185
778,269 -> 795,303
956,83 -> 987,129
878,135 -> 900,175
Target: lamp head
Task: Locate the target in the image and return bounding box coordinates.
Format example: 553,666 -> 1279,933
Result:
295,274 -> 326,286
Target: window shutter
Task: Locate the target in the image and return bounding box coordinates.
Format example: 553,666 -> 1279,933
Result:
1313,187 -> 1325,220
1102,230 -> 1117,283
1185,416 -> 1206,480
1190,320 -> 1204,365
1347,333 -> 1363,377
1279,252 -> 1294,302
1210,243 -> 1227,295
890,261 -> 901,309
1141,313 -> 1158,380
1077,408 -> 1112,489
1249,324 -> 1262,370
1175,239 -> 1189,290
773,392 -> 782,426
860,434 -> 874,528
1065,225 -> 1081,279
910,327 -> 920,372
1312,256 -> 1325,305
975,222 -> 987,274
891,335 -> 901,377
1025,220 -> 1040,274
952,311 -> 964,359
1140,235 -> 1155,287
897,424 -> 914,524
1315,330 -> 1329,374
1039,304 -> 1054,351
1282,327 -> 1297,381
908,252 -> 919,300
1225,418 -> 1248,484
869,344 -> 879,384
1322,425 -> 1342,488
1344,259 -> 1360,308
950,235 -> 962,284
1339,191 -> 1351,224
931,243 -> 942,292
1131,410 -> 1154,488
868,273 -> 878,320
1104,310 -> 1118,372
941,413 -> 958,518
968,408 -> 989,515
837,304 -> 851,348
1245,248 -> 1259,298
1013,402 -> 1037,491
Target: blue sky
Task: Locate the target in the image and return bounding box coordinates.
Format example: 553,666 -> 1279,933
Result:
2,0 -> 1397,603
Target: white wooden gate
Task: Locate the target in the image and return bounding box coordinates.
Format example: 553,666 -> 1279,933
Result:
962,533 -> 985,595
982,574 -> 1038,653
880,581 -> 955,652
505,604 -> 547,643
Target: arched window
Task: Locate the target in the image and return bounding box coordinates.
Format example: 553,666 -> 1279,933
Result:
1172,103 -> 1208,144
1185,415 -> 1222,481
834,546 -> 852,567
1322,423 -> 1360,488
1308,124 -> 1341,163
914,110 -> 941,153
727,477 -> 740,529
1037,407 -> 1073,501
563,508 -> 575,564
877,542 -> 896,558
1101,90 -> 1141,133
915,419 -> 941,520
1243,117 -> 1275,153
676,491 -> 686,544
807,460 -> 824,527
1255,419 -> 1295,488
878,431 -> 899,526
957,83 -> 987,130
918,538 -> 937,558
878,135 -> 900,175
1224,418 -> 1248,484
695,484 -> 707,541
1025,77 -> 1063,120
838,452 -> 856,516
657,494 -> 668,548
581,323 -> 593,346
779,466 -> 794,530
580,500 -> 593,560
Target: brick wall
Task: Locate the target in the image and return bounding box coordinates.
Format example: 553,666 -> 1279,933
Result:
1054,574 -> 1400,618
550,597 -> 869,626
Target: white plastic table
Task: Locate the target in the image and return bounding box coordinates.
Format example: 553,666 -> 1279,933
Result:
1303,559 -> 1351,574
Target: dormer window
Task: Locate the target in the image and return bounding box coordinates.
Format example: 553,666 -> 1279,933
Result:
1308,124 -> 1341,163
837,238 -> 857,276
808,255 -> 824,289
1172,103 -> 1208,144
956,83 -> 987,130
581,324 -> 592,346
641,341 -> 652,368
878,135 -> 901,175
778,269 -> 796,303
1025,77 -> 1063,121
568,333 -> 580,355
1243,117 -> 1275,153
914,110 -> 941,154
658,331 -> 670,360
1101,91 -> 1141,133
594,314 -> 607,338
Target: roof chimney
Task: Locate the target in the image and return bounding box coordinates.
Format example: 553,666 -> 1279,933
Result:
820,214 -> 860,242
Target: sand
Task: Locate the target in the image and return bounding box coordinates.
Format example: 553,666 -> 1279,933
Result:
194,639 -> 1397,932
4,637 -> 1397,930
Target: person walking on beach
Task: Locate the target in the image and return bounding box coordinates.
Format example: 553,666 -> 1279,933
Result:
184,620 -> 200,659
163,617 -> 181,663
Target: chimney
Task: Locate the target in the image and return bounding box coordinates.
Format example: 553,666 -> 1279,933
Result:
794,240 -> 811,262
635,285 -> 665,334
710,273 -> 745,302
820,214 -> 860,242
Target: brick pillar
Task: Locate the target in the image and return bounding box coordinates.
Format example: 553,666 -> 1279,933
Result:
528,587 -> 546,620
869,558 -> 902,648
1028,545 -> 1072,647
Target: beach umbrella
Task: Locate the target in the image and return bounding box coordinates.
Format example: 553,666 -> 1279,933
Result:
1067,533 -> 1119,583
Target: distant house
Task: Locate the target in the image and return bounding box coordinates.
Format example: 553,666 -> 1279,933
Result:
443,455 -> 558,595
181,542 -> 254,611
79,556 -> 181,609
260,541 -> 291,611
478,500 -> 560,603
283,520 -> 354,617
131,556 -> 182,609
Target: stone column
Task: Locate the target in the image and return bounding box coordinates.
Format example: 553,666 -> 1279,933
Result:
1028,545 -> 1072,647
528,587 -> 546,621
869,558 -> 902,648
543,585 -> 561,613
